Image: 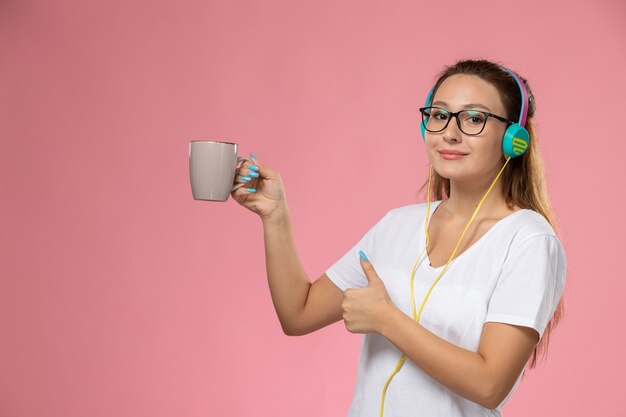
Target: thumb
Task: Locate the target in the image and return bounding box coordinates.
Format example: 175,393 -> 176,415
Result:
359,250 -> 380,285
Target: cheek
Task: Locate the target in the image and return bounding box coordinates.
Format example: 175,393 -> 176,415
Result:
476,140 -> 505,168
488,138 -> 503,157
474,133 -> 503,157
423,136 -> 434,154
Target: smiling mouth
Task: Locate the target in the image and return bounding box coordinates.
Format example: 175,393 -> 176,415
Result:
438,151 -> 469,159
439,150 -> 469,155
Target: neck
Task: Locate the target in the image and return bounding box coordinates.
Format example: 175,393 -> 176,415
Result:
444,181 -> 505,217
436,162 -> 510,219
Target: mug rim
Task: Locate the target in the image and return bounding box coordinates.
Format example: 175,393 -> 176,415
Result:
190,140 -> 237,146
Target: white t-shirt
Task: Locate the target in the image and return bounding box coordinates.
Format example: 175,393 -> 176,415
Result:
325,200 -> 567,417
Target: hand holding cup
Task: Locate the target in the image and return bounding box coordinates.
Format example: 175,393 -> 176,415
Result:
231,153 -> 288,220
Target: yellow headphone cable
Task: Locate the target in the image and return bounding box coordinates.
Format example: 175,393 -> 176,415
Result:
378,156 -> 512,417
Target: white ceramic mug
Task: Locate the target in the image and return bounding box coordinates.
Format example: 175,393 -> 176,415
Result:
189,141 -> 253,201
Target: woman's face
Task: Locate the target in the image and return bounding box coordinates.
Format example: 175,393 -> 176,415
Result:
424,74 -> 509,184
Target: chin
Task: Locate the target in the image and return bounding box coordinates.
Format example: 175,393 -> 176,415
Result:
430,160 -> 473,181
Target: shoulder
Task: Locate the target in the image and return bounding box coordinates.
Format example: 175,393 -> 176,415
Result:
502,209 -> 558,243
498,209 -> 567,267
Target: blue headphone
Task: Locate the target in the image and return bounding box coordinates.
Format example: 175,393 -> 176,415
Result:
420,66 -> 530,158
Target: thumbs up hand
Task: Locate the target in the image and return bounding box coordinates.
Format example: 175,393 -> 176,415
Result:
341,250 -> 396,334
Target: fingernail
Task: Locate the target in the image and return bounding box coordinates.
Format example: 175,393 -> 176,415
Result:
246,188 -> 256,193
250,152 -> 258,161
242,176 -> 252,181
249,171 -> 259,178
249,165 -> 259,171
359,250 -> 368,261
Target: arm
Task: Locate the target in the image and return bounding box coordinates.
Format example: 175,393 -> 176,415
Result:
379,306 -> 538,409
262,202 -> 344,336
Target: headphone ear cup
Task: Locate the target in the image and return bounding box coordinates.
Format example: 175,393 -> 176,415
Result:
502,124 -> 530,157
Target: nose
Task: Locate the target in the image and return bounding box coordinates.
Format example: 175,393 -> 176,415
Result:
442,114 -> 462,143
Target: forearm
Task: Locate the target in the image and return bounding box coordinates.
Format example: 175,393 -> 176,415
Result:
379,306 -> 494,409
261,202 -> 311,334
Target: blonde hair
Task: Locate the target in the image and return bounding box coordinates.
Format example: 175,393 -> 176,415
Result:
419,59 -> 565,371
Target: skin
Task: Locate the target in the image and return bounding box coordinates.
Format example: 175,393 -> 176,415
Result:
231,74 -> 540,410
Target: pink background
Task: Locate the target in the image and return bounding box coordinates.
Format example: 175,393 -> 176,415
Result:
1,0 -> 624,416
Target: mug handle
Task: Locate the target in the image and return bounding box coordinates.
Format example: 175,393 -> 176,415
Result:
231,156 -> 254,191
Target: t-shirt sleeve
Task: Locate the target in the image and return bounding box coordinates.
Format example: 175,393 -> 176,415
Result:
324,210 -> 391,292
484,234 -> 567,340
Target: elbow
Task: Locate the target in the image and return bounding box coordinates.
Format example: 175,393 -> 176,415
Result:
282,326 -> 301,336
480,395 -> 499,411
279,310 -> 313,336
282,327 -> 308,337
280,321 -> 307,336
481,383 -> 507,410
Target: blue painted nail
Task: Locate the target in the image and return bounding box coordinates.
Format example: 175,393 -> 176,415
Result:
359,250 -> 368,261
249,165 -> 259,171
250,152 -> 258,161
246,188 -> 256,193
248,171 -> 259,178
242,176 -> 252,181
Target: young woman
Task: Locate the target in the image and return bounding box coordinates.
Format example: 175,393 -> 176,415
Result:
231,59 -> 566,417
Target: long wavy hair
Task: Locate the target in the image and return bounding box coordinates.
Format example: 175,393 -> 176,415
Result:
419,58 -> 565,371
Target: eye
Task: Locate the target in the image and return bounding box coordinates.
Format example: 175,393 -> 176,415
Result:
464,110 -> 485,124
431,108 -> 450,120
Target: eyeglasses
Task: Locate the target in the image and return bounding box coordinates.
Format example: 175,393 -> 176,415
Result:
419,106 -> 515,136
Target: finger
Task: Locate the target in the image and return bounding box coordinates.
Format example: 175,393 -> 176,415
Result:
237,161 -> 253,176
234,173 -> 255,184
240,165 -> 261,179
232,172 -> 257,195
358,250 -> 380,284
232,185 -> 254,197
237,154 -> 257,175
246,155 -> 277,180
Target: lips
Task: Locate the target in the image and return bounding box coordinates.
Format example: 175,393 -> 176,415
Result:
439,150 -> 469,156
438,150 -> 469,160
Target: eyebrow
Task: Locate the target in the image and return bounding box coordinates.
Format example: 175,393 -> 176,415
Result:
431,101 -> 492,112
